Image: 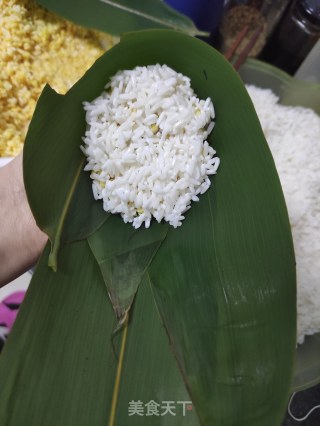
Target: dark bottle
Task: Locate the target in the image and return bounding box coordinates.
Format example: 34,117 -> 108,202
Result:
259,0 -> 320,75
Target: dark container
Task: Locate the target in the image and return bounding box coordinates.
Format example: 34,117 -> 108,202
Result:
260,0 -> 320,75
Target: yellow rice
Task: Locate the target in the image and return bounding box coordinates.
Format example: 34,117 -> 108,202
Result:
0,0 -> 115,156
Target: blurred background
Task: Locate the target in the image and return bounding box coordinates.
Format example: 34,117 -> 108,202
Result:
165,0 -> 320,80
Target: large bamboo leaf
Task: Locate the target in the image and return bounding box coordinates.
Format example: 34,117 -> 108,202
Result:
142,42 -> 297,425
0,241 -> 200,425
8,30 -> 296,426
36,0 -> 206,36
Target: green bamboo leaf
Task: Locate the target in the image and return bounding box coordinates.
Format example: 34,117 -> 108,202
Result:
0,242 -> 199,425
88,214 -> 168,324
15,30 -> 296,425
36,0 -> 206,37
23,86 -> 110,271
144,44 -> 297,425
114,273 -> 200,425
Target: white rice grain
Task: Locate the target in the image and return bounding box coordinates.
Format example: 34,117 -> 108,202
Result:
246,84 -> 320,345
82,64 -> 219,229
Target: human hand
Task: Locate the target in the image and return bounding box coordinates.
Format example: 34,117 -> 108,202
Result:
0,153 -> 47,286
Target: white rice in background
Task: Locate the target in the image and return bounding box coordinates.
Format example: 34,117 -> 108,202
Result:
246,84 -> 320,345
82,64 -> 219,229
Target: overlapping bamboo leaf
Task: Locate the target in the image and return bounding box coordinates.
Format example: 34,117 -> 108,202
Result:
88,214 -> 168,323
23,86 -> 109,270
0,242 -> 199,425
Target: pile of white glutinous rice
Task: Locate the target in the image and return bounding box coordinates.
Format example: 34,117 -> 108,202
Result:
246,84 -> 320,345
82,64 -> 219,229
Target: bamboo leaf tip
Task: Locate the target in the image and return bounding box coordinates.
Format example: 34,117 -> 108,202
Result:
48,253 -> 58,272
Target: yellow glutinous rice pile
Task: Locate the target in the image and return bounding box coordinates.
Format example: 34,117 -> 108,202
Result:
0,0 -> 114,157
